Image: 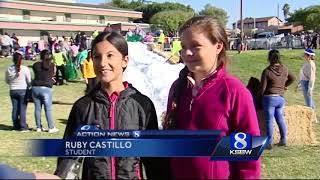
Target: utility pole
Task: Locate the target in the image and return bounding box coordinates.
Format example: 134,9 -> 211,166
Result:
240,0 -> 244,53
277,2 -> 280,27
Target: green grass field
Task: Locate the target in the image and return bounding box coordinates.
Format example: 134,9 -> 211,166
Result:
0,49 -> 319,178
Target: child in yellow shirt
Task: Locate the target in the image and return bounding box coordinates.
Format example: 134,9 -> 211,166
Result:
82,50 -> 97,93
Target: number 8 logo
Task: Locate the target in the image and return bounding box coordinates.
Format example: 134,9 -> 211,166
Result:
234,133 -> 247,149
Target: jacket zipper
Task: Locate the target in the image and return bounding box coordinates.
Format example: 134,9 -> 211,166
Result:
189,98 -> 194,111
109,97 -> 118,180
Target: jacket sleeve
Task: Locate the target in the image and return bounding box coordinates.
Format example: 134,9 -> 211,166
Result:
308,62 -> 316,93
82,62 -> 87,79
54,103 -> 82,178
141,99 -> 172,180
5,69 -> 10,85
228,83 -> 261,179
25,67 -> 32,86
285,70 -> 295,87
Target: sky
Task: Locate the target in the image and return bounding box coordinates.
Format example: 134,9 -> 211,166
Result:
77,0 -> 320,28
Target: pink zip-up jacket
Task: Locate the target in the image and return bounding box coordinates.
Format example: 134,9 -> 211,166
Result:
166,67 -> 261,179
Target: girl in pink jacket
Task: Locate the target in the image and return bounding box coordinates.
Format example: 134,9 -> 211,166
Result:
164,16 -> 261,179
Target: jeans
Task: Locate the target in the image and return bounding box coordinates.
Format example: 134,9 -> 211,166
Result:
56,65 -> 66,81
32,86 -> 54,129
263,95 -> 287,145
301,80 -> 315,109
10,89 -> 28,130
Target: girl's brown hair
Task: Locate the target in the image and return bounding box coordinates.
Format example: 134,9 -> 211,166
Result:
268,49 -> 281,65
163,16 -> 229,129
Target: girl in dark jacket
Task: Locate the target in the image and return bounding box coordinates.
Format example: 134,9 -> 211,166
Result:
55,32 -> 170,179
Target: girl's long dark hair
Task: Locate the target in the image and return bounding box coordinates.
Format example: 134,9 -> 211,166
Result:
268,49 -> 281,65
87,50 -> 92,61
13,52 -> 23,73
163,66 -> 189,129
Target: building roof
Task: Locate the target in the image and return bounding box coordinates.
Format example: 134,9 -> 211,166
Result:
1,0 -> 137,12
233,16 -> 283,25
0,20 -> 150,32
1,0 -> 142,18
278,24 -> 303,30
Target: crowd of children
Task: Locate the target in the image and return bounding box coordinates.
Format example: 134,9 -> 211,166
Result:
2,15 -> 318,179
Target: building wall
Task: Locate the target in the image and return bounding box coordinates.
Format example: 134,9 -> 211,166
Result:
256,22 -> 268,29
30,11 -> 59,21
45,0 -> 76,3
71,14 -> 100,24
107,16 -> 129,22
0,8 -> 23,21
233,17 -> 283,30
0,8 -> 131,26
268,18 -> 282,26
1,1 -> 142,19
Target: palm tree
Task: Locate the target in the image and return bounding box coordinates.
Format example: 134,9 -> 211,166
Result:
282,3 -> 290,21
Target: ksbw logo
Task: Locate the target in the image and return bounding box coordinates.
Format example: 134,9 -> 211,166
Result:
230,132 -> 252,155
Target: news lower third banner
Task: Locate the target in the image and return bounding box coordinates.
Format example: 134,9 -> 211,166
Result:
29,125 -> 268,161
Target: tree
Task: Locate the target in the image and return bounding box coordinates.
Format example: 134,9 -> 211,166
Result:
136,2 -> 194,23
282,3 -> 290,22
198,4 -> 228,26
108,0 -> 143,9
150,10 -> 195,34
108,1 -> 194,23
109,0 -> 128,8
287,6 -> 320,31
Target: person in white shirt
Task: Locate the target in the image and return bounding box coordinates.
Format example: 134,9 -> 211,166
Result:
1,32 -> 13,57
299,48 -> 316,109
5,51 -> 31,131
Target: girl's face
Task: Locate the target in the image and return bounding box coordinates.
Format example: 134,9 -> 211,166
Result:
180,29 -> 223,75
304,54 -> 313,61
92,40 -> 128,84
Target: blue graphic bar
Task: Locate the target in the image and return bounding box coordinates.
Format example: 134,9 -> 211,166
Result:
74,126 -> 223,139
30,138 -> 219,157
28,130 -> 267,160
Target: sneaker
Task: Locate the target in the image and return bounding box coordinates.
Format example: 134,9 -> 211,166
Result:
48,128 -> 59,133
21,129 -> 30,132
36,128 -> 42,132
277,142 -> 287,147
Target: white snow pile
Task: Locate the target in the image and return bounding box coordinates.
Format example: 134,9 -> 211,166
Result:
124,42 -> 184,123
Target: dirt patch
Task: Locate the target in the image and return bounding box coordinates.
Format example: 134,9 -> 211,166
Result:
257,105 -> 318,145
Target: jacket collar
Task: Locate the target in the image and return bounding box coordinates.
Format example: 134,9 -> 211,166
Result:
186,66 -> 226,88
89,82 -> 137,105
